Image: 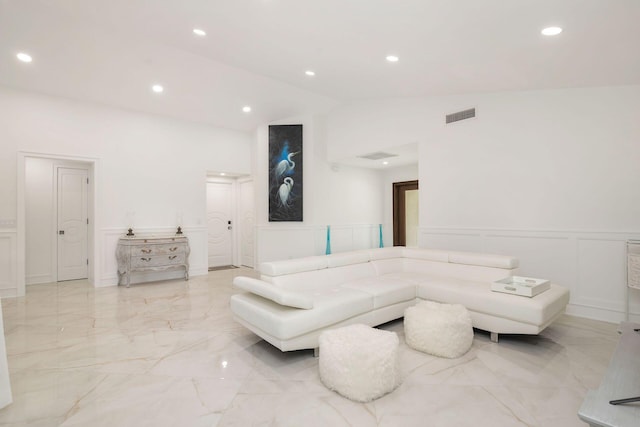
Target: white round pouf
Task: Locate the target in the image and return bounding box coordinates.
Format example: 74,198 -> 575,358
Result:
404,301 -> 473,358
318,324 -> 400,402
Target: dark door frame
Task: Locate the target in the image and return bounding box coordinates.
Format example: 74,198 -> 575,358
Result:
393,180 -> 419,246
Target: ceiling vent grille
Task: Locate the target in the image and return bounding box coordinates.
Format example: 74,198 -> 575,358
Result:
446,108 -> 476,124
357,152 -> 398,160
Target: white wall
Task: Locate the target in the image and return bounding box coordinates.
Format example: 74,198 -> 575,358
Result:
253,115 -> 386,264
0,86 -> 252,294
327,85 -> 640,323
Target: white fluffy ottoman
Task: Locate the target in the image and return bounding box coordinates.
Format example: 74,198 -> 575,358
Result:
318,324 -> 400,402
404,301 -> 473,358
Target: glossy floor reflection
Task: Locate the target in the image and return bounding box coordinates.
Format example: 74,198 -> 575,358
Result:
0,268 -> 619,426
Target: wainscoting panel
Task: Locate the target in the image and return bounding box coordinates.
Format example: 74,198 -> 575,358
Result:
100,229 -> 122,286
420,227 -> 640,323
328,225 -> 377,254
257,226 -> 318,266
576,238 -> 627,313
183,227 -> 208,277
256,224 -> 382,267
419,232 -> 484,252
0,231 -> 17,298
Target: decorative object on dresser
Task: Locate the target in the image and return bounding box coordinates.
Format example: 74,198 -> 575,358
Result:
116,235 -> 190,287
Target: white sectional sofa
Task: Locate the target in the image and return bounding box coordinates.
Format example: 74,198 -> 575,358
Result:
230,247 -> 570,352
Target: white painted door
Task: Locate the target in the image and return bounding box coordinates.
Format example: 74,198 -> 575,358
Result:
207,182 -> 233,268
239,180 -> 255,268
57,167 -> 88,281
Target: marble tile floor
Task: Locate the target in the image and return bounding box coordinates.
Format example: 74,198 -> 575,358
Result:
0,268 -> 620,427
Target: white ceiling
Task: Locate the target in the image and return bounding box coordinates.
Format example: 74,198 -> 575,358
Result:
1,0 -> 639,137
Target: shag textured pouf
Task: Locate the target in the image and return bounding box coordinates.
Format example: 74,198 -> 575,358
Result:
404,301 -> 473,358
318,324 -> 400,402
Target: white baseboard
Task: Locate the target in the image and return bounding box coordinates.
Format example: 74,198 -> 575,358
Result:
26,274 -> 54,285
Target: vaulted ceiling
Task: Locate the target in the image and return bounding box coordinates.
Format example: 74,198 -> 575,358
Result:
1,0 -> 639,132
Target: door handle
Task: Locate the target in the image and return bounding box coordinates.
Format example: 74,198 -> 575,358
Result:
59,230 -> 65,235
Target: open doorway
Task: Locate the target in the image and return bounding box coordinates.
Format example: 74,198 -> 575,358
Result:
206,180 -> 234,269
25,158 -> 92,284
205,175 -> 255,270
393,180 -> 419,246
19,153 -> 97,295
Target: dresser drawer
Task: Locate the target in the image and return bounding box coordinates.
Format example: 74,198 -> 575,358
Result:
131,253 -> 186,268
135,244 -> 185,256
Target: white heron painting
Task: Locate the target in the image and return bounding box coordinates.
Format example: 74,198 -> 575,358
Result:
268,124 -> 303,221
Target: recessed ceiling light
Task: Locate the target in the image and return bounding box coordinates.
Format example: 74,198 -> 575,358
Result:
541,26 -> 562,36
305,70 -> 315,76
16,52 -> 32,63
220,172 -> 226,176
193,28 -> 206,37
242,106 -> 251,113
151,84 -> 164,93
382,161 -> 389,165
386,55 -> 399,63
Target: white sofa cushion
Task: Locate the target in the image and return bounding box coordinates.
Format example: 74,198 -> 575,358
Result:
341,277 -> 417,308
377,271 -> 427,285
327,262 -> 378,285
233,276 -> 314,309
370,258 -> 405,276
326,251 -> 370,267
230,287 -> 374,340
416,278 -> 570,326
266,269 -> 331,291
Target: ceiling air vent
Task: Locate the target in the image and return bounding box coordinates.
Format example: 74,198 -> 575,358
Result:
357,152 -> 398,160
446,108 -> 476,124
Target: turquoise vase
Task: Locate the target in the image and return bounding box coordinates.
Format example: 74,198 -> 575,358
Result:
379,224 -> 384,248
325,225 -> 332,255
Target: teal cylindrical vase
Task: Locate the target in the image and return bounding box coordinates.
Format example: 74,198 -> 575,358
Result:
326,225 -> 332,255
379,224 -> 384,248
